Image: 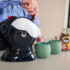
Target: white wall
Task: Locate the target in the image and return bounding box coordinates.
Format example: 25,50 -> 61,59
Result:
38,0 -> 66,40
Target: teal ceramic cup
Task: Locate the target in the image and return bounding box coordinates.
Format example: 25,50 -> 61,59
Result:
35,42 -> 51,59
49,40 -> 62,54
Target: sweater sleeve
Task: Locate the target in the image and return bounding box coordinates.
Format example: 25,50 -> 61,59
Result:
33,16 -> 40,28
11,0 -> 22,2
0,0 -> 22,2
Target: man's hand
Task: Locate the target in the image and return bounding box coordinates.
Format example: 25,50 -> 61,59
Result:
34,37 -> 43,45
22,0 -> 39,19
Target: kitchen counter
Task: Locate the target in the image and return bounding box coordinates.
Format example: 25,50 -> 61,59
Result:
0,51 -> 70,70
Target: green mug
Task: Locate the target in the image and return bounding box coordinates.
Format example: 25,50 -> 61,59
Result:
35,42 -> 51,59
49,40 -> 62,54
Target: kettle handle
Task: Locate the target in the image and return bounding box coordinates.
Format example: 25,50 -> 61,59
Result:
31,15 -> 34,21
27,15 -> 34,21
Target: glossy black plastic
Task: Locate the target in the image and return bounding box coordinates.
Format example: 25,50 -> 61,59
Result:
0,34 -> 8,51
0,17 -> 35,62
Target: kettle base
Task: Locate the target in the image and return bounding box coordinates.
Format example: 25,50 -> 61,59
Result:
1,48 -> 35,62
